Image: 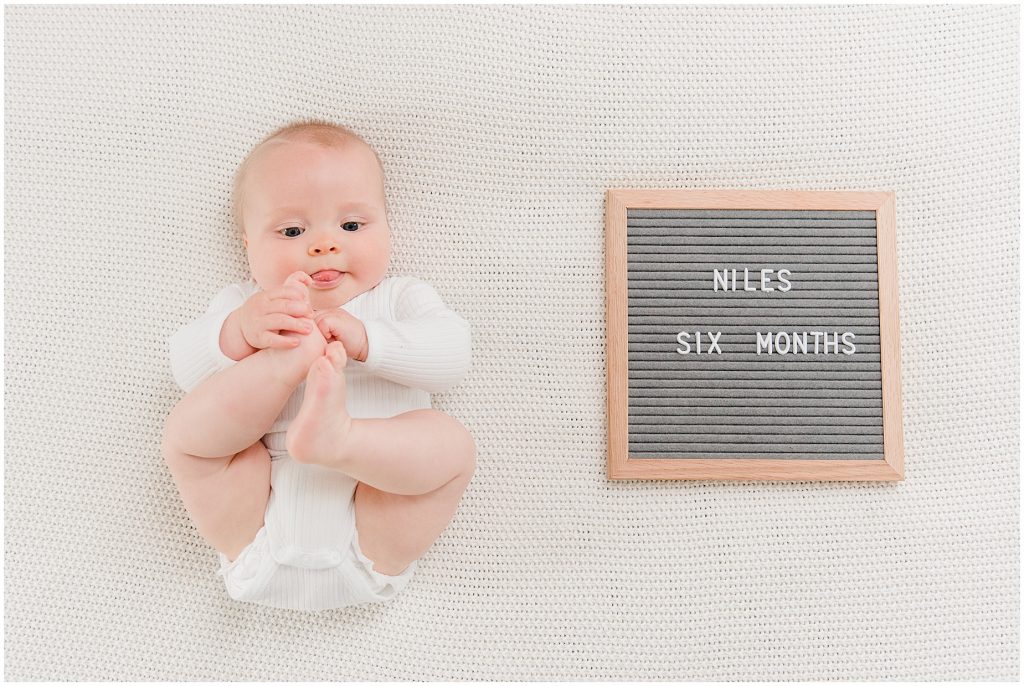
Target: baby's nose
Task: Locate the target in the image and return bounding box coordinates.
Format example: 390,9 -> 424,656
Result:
308,242 -> 340,255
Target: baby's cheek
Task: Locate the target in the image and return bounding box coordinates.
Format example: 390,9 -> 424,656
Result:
361,242 -> 391,285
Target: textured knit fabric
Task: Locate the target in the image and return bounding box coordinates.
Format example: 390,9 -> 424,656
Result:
4,5 -> 1018,681
166,275 -> 470,610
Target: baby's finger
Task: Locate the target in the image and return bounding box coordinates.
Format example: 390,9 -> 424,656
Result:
263,332 -> 303,349
287,283 -> 312,305
267,289 -> 309,308
267,287 -> 313,315
266,314 -> 313,334
283,270 -> 313,289
266,298 -> 313,317
277,273 -> 312,302
316,317 -> 334,339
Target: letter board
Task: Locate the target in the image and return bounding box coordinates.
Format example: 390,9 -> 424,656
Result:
606,190 -> 904,481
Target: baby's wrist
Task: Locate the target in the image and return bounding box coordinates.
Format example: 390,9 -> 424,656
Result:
354,322 -> 368,363
220,308 -> 258,361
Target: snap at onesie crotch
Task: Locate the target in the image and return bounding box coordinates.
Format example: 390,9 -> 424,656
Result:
216,445 -> 418,611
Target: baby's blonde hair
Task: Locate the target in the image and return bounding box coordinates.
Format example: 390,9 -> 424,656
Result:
231,118 -> 386,235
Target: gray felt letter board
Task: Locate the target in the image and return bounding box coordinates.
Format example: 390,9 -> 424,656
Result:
606,190 -> 904,481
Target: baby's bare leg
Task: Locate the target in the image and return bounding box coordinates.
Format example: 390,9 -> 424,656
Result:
341,410 -> 476,496
163,327 -> 325,459
162,326 -> 326,560
287,343 -> 476,496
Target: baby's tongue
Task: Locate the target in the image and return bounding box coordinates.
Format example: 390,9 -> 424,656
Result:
312,270 -> 341,282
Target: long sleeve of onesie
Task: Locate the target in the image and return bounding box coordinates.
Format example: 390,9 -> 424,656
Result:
354,277 -> 472,394
168,276 -> 470,396
167,282 -> 252,394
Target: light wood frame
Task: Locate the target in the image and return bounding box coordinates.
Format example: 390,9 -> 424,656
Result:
606,189 -> 904,481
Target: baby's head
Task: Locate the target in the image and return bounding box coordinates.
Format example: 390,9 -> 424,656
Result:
232,119 -> 391,310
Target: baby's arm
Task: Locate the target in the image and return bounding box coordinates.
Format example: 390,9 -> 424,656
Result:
168,283 -> 251,394
353,278 -> 472,393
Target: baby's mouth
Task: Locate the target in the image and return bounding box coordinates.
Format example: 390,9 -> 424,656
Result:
310,270 -> 343,283
309,270 -> 345,289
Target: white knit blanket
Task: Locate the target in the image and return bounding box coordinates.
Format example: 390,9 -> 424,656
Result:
4,5 -> 1018,680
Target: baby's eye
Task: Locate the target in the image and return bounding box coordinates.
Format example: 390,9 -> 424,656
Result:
280,227 -> 304,238
341,221 -> 362,232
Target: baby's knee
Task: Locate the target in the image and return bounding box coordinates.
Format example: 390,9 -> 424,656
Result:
446,422 -> 476,478
451,417 -> 476,466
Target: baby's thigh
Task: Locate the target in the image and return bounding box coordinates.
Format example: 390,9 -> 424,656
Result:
165,441 -> 271,562
353,467 -> 474,576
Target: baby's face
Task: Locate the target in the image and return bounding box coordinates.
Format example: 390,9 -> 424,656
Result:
239,139 -> 390,310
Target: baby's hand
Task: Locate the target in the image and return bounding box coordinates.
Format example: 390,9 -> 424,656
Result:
314,308 -> 369,362
239,271 -> 317,350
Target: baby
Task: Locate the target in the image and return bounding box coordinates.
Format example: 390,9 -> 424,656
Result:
163,121 -> 476,611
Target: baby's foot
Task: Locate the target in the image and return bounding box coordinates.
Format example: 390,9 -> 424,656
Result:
285,342 -> 354,467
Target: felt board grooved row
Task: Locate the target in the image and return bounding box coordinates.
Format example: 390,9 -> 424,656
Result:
626,207 -> 884,461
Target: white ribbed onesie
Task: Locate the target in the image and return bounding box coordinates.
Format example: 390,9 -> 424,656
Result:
168,275 -> 472,611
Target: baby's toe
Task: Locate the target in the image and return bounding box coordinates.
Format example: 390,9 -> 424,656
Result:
325,342 -> 347,371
